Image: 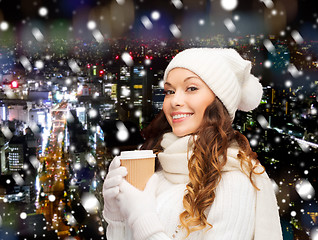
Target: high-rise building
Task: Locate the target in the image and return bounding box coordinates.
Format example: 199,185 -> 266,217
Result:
116,59 -> 154,124
7,145 -> 24,172
0,136 -> 26,175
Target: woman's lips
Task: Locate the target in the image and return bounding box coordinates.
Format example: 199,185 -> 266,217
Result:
171,113 -> 193,122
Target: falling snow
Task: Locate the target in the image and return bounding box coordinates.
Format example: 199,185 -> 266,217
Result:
87,20 -> 97,30
32,28 -> 45,42
291,30 -> 304,44
68,59 -> 81,73
263,39 -> 276,53
169,24 -> 181,38
19,56 -> 32,72
116,122 -> 129,142
264,60 -> 272,68
151,11 -> 160,21
296,179 -> 315,201
0,21 -> 9,31
171,0 -> 183,9
141,16 -> 153,30
38,7 -> 49,17
224,18 -> 236,33
221,0 -> 238,11
121,52 -> 134,66
92,29 -> 104,43
0,0 -> 317,239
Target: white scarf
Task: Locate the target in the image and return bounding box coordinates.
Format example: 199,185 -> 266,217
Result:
157,132 -> 283,240
158,132 -> 192,184
157,132 -> 252,183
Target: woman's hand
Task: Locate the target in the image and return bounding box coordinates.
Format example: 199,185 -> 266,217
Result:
102,156 -> 128,222
116,174 -> 164,240
116,178 -> 156,225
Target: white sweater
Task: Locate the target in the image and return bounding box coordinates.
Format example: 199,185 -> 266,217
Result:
105,133 -> 282,240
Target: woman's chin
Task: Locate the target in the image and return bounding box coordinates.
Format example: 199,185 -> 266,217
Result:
172,130 -> 191,137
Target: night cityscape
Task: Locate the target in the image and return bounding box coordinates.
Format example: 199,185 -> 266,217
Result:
0,0 -> 317,239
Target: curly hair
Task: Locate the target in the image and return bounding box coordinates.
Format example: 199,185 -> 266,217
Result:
141,98 -> 264,236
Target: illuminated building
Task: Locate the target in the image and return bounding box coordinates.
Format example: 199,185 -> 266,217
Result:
1,136 -> 26,175
29,108 -> 49,128
152,86 -> 165,114
7,145 -> 24,172
117,60 -> 153,124
7,103 -> 28,123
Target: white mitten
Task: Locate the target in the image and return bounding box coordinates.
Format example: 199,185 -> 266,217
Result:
102,156 -> 127,222
116,174 -> 164,240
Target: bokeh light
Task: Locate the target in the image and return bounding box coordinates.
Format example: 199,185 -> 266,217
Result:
220,0 -> 238,11
38,7 -> 48,17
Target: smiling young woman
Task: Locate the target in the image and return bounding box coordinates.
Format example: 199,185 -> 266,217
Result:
103,48 -> 283,240
163,68 -> 216,137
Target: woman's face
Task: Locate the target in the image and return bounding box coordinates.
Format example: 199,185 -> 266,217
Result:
163,68 -> 216,137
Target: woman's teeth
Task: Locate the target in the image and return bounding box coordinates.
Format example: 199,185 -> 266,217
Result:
172,114 -> 192,120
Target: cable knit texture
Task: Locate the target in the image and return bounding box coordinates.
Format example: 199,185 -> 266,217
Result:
105,132 -> 282,240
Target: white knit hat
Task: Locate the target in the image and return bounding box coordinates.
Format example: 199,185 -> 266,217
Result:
163,48 -> 263,120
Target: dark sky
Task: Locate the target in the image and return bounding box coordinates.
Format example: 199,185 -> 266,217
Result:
0,0 -> 317,40
0,0 -> 315,20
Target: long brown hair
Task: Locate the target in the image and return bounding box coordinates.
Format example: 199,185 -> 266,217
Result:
141,98 -> 263,236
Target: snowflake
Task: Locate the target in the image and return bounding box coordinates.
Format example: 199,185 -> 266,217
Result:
264,60 -> 272,68
48,195 -> 56,202
198,19 -> 205,26
291,30 -> 304,44
32,28 -> 44,42
250,138 -> 258,147
151,11 -> 160,21
288,64 -> 302,78
20,56 -> 32,72
220,0 -> 238,11
65,213 -> 77,226
121,52 -> 134,66
20,212 -> 27,220
169,24 -> 181,38
285,80 -> 292,88
92,29 -> 104,43
141,16 -> 153,30
81,193 -> 100,214
0,21 -> 9,31
224,18 -> 236,32
116,0 -> 125,5
257,115 -> 269,129
311,228 -> 318,240
295,179 -> 315,201
35,60 -> 44,69
68,59 -> 81,73
29,156 -> 40,169
263,39 -> 276,54
88,109 -> 98,118
38,7 -> 48,17
12,172 -> 24,186
116,122 -> 129,142
171,0 -> 183,9
87,20 -> 97,30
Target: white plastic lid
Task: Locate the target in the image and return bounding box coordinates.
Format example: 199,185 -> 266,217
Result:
120,150 -> 156,159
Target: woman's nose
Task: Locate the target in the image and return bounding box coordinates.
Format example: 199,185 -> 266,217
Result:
171,91 -> 184,107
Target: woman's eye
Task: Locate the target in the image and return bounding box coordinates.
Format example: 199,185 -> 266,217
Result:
187,86 -> 198,92
164,90 -> 174,95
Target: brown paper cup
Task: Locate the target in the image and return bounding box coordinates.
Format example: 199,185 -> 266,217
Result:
120,150 -> 155,190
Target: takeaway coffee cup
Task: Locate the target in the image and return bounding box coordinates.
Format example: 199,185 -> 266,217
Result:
119,150 -> 156,190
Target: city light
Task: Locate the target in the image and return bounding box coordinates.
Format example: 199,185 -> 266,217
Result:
0,1 -> 316,239
10,80 -> 19,88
